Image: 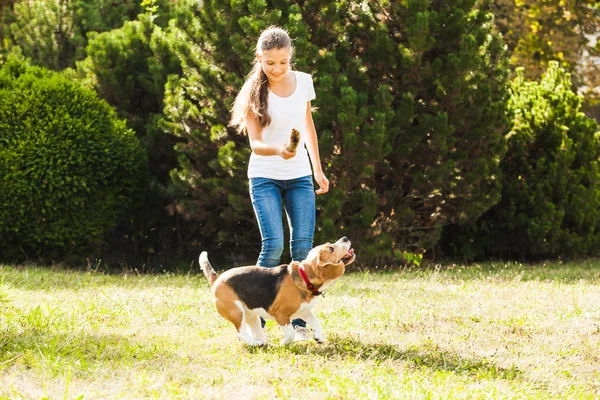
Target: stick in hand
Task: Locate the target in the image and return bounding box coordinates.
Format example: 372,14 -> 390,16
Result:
284,129 -> 300,153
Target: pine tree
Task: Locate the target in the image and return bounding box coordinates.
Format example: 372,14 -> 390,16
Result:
0,0 -> 180,70
76,13 -> 186,262
444,61 -> 600,260
163,0 -> 509,265
332,0 -> 509,263
78,14 -> 182,182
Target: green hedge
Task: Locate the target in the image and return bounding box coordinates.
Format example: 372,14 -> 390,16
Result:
443,62 -> 600,260
0,0 -> 182,71
0,58 -> 148,261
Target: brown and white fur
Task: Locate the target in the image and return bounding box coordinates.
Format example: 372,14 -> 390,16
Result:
199,237 -> 355,346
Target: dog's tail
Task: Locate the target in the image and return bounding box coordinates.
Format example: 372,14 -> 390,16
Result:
199,251 -> 219,286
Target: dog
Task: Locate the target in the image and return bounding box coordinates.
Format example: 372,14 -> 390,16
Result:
199,237 -> 355,346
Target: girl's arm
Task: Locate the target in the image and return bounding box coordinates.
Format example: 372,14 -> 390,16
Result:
303,101 -> 329,195
246,112 -> 295,159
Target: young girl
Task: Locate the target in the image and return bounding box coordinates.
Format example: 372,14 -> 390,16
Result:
229,26 -> 329,341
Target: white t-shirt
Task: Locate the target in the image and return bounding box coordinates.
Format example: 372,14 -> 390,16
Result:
247,70 -> 316,180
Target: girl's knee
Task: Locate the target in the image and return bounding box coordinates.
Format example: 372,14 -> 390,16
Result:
290,239 -> 312,262
264,239 -> 284,255
258,239 -> 284,267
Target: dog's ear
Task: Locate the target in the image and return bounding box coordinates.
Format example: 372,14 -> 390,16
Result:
317,251 -> 344,270
319,260 -> 345,282
316,246 -> 336,267
326,261 -> 345,269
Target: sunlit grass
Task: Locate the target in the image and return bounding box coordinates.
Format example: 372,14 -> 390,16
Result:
1,260 -> 599,399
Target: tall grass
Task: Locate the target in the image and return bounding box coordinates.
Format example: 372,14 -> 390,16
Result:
1,260 -> 599,399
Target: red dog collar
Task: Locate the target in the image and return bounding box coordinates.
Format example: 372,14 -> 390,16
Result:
299,265 -> 322,296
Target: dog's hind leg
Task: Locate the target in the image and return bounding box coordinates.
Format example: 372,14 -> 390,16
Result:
233,302 -> 265,346
213,284 -> 262,346
246,311 -> 267,345
214,297 -> 244,333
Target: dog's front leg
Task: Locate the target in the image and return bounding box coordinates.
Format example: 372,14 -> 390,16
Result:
280,324 -> 295,345
303,312 -> 324,344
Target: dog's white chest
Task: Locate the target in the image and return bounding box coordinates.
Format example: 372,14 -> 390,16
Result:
290,297 -> 318,319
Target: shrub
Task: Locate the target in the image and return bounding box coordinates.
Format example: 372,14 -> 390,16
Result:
0,0 -> 182,71
0,58 -> 148,262
442,61 -> 600,260
76,15 -> 185,263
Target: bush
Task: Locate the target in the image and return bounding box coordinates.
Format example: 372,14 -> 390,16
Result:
0,58 -> 148,262
162,0 -> 509,266
78,15 -> 182,142
0,0 -> 182,71
76,15 -> 185,264
442,61 -> 600,260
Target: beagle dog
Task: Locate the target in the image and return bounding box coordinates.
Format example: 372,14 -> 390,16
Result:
199,237 -> 355,346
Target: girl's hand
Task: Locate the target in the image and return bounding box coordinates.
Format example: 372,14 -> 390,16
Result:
277,143 -> 296,160
314,171 -> 329,195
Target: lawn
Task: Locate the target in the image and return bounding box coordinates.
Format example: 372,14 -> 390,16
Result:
1,260 -> 599,399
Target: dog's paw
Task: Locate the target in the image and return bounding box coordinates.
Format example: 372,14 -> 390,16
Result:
239,333 -> 266,347
247,339 -> 266,347
313,335 -> 326,344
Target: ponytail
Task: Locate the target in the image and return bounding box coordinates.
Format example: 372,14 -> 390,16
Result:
229,62 -> 271,134
229,26 -> 293,135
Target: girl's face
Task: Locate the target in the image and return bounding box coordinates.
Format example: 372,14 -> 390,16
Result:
257,47 -> 292,83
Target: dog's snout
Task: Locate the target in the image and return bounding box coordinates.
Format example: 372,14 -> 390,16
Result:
342,236 -> 349,242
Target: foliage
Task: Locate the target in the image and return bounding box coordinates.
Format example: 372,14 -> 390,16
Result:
362,0 -> 509,263
0,0 -> 14,18
162,0 -> 509,265
443,61 -> 600,260
0,58 -> 148,262
490,0 -> 600,104
78,14 -> 182,182
0,0 -> 180,71
76,14 -> 185,262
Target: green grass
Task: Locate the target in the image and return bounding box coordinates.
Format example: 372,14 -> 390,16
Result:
1,260 -> 600,399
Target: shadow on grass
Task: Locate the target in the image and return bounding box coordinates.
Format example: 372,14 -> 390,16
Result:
255,335 -> 520,380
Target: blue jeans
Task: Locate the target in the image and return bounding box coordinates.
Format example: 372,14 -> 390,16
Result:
249,175 -> 315,328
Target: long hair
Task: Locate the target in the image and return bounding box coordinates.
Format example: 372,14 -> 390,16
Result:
229,26 -> 293,134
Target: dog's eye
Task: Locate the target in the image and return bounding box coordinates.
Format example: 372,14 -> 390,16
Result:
329,246 -> 334,253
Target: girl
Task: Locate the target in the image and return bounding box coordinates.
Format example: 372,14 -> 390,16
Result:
229,26 -> 329,341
